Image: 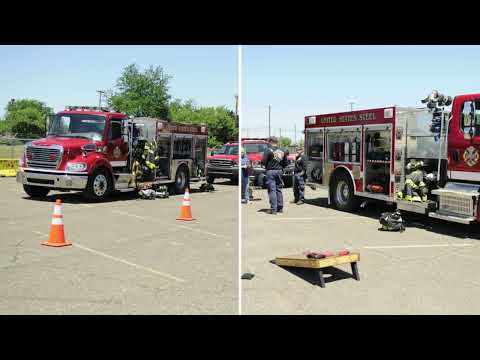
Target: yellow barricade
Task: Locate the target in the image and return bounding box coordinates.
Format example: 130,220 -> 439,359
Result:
0,159 -> 18,177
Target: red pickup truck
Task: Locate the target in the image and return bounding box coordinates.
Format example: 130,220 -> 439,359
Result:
206,142 -> 239,184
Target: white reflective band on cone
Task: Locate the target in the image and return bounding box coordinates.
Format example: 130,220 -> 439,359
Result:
53,205 -> 63,216
51,217 -> 63,225
182,200 -> 190,206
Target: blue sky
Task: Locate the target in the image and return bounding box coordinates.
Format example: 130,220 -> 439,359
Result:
0,45 -> 237,117
242,45 -> 480,142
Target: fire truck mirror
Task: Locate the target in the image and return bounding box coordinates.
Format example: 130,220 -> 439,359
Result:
469,104 -> 475,137
122,120 -> 129,135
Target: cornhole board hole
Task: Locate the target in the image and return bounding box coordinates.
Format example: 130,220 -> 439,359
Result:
274,252 -> 360,288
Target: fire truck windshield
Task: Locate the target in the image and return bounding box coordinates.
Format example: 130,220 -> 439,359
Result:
48,114 -> 106,141
217,145 -> 238,155
243,143 -> 269,154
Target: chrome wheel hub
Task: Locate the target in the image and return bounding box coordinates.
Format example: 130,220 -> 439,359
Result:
177,172 -> 185,188
336,180 -> 349,205
93,174 -> 108,197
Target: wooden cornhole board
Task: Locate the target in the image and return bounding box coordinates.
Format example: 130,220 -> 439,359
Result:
275,252 -> 360,288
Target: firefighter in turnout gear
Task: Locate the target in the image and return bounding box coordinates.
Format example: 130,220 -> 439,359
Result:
400,159 -> 428,202
131,140 -> 160,189
291,148 -> 306,205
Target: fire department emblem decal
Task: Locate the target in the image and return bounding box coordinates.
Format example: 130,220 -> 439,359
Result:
463,146 -> 479,167
113,146 -> 122,159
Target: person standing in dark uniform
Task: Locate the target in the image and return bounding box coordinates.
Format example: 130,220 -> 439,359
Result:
291,148 -> 306,205
261,144 -> 288,215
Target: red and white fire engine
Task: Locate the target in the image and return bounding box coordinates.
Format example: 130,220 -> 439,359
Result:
304,91 -> 480,224
16,106 -> 208,201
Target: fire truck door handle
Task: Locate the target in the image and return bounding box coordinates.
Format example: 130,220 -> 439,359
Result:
452,149 -> 460,162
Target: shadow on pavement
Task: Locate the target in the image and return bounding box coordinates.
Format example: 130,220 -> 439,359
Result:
211,179 -> 238,186
20,179 -> 235,205
257,208 -> 272,213
21,191 -> 139,204
304,195 -> 480,241
270,260 -> 354,286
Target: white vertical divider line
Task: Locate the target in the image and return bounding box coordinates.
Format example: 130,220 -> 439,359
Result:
238,44 -> 243,316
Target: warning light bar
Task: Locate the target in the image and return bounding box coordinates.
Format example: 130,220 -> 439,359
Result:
64,106 -> 121,113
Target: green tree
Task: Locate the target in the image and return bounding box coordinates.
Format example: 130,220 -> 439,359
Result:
3,99 -> 53,138
108,64 -> 172,118
278,136 -> 292,147
169,99 -> 237,148
0,116 -> 8,135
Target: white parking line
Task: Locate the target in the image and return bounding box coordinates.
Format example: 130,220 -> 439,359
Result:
72,243 -> 186,283
32,230 -> 48,237
175,224 -> 230,240
111,210 -> 146,220
364,244 -> 473,249
111,209 -> 230,239
269,217 -> 363,220
30,230 -> 186,282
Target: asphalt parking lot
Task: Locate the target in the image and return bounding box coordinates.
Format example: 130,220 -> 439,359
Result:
242,186 -> 480,314
0,178 -> 237,314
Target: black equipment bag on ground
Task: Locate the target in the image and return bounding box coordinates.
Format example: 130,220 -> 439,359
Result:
379,210 -> 405,232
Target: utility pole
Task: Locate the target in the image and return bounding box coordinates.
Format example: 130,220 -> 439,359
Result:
97,90 -> 105,109
279,128 -> 282,141
348,101 -> 355,112
268,105 -> 271,139
234,95 -> 239,128
294,123 -> 297,146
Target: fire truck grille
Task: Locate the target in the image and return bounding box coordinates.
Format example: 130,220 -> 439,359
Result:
209,159 -> 233,167
438,194 -> 473,217
26,146 -> 61,169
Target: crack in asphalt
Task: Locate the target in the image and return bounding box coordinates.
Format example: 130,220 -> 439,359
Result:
7,239 -> 26,268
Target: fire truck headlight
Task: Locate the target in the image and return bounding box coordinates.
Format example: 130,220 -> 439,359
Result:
66,162 -> 87,172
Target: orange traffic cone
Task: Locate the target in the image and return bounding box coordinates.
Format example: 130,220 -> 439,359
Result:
42,199 -> 72,247
176,188 -> 195,221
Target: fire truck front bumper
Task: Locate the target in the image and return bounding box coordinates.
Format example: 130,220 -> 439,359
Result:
16,168 -> 89,190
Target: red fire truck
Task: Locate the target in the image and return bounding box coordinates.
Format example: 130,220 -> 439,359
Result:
304,91 -> 480,224
16,106 -> 208,201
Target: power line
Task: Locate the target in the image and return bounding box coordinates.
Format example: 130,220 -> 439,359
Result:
268,105 -> 271,138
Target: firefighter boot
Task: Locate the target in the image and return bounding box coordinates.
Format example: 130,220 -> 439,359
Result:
411,194 -> 422,202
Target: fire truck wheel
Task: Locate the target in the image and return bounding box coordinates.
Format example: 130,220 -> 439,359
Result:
174,165 -> 190,194
83,168 -> 112,202
23,185 -> 50,198
331,173 -> 360,212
